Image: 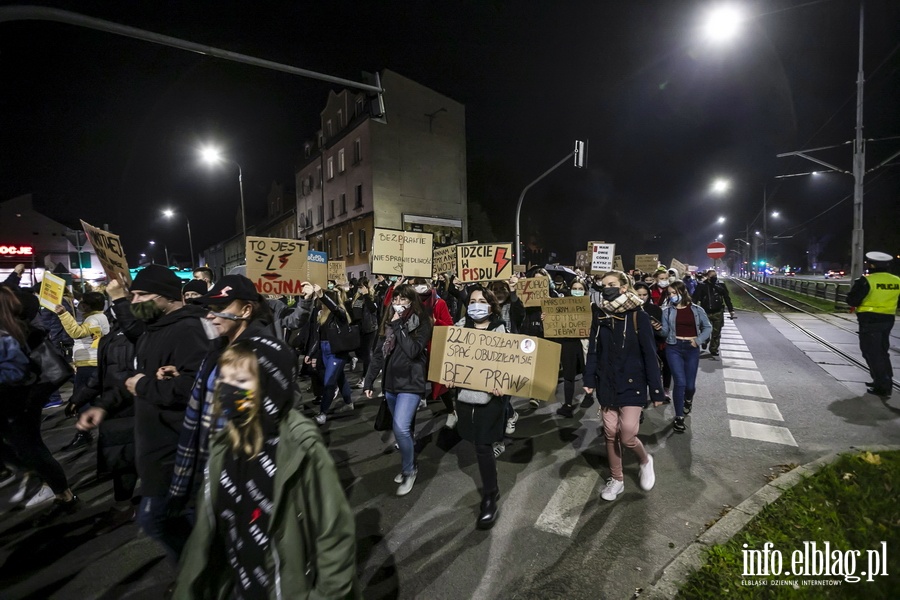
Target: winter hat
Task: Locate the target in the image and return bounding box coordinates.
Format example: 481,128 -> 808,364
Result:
246,335 -> 297,417
131,265 -> 183,300
195,275 -> 262,305
182,279 -> 208,297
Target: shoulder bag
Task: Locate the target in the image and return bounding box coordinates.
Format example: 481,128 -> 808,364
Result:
374,397 -> 393,431
327,318 -> 361,354
30,339 -> 74,390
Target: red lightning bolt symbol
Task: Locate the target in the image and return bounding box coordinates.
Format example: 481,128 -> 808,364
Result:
493,247 -> 511,276
278,253 -> 291,269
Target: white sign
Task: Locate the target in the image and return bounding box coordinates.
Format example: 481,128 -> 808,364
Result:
591,243 -> 615,274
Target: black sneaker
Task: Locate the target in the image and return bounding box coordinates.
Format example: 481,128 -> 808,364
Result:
580,394 -> 595,408
555,404 -> 574,418
709,351 -> 719,357
684,400 -> 693,415
673,417 -> 686,433
60,431 -> 93,452
32,495 -> 81,526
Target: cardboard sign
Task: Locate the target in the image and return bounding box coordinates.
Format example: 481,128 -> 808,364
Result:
591,243 -> 615,274
245,236 -> 309,295
670,258 -> 687,278
635,254 -> 660,273
587,241 -> 604,252
80,220 -> 131,284
432,245 -> 458,276
371,229 -> 433,277
516,277 -> 550,307
428,326 -> 562,401
512,264 -> 527,275
541,296 -> 593,338
38,272 -> 66,310
327,260 -> 348,284
456,243 -> 514,283
307,250 -> 328,287
613,255 -> 624,271
575,251 -> 591,271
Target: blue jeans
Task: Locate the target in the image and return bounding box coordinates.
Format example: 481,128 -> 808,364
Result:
665,340 -> 700,418
74,366 -> 97,414
137,495 -> 192,564
319,340 -> 351,414
386,392 -> 420,475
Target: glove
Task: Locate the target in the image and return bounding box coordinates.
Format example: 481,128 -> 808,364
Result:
64,401 -> 78,418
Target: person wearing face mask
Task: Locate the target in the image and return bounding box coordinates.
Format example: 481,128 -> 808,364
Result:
174,338 -> 359,599
308,286 -> 355,425
691,269 -> 734,357
167,275 -> 312,512
108,265 -> 209,563
402,277 -> 454,420
584,270 -> 665,502
550,280 -> 590,418
650,269 -> 670,306
660,280 -> 712,433
634,282 -> 672,404
518,268 -> 561,408
181,279 -> 207,303
349,278 -> 379,389
363,284 -> 433,496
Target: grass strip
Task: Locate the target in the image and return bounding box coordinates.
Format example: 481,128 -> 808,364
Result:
678,450 -> 900,598
724,281 -> 759,313
744,280 -> 841,313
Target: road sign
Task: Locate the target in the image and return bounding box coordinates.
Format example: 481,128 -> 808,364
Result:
707,241 -> 726,260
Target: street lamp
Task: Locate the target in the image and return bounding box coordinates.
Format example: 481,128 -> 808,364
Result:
702,5 -> 744,43
711,178 -> 731,195
717,216 -> 726,223
149,240 -> 169,267
162,208 -> 195,269
200,145 -> 247,246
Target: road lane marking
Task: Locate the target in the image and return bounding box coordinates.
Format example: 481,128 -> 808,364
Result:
725,380 -> 773,399
726,397 -> 784,421
720,349 -> 754,359
534,467 -> 600,537
722,358 -> 758,369
729,420 -> 797,446
719,343 -> 750,351
722,368 -> 765,382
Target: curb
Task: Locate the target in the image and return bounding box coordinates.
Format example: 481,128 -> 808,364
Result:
639,444 -> 900,600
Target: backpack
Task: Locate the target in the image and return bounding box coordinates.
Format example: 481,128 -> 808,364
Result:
703,282 -> 724,313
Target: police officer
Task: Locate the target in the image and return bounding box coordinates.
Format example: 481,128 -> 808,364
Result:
845,251 -> 900,398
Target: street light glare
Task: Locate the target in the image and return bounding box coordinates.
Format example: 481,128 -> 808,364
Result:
711,178 -> 731,194
162,209 -> 175,218
717,216 -> 726,223
771,211 -> 780,217
200,145 -> 223,165
717,234 -> 724,239
149,240 -> 156,245
704,5 -> 744,42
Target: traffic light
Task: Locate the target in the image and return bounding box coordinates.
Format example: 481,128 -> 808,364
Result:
751,261 -> 757,266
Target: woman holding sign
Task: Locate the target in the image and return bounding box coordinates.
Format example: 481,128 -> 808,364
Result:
584,270 -> 665,502
549,280 -> 588,418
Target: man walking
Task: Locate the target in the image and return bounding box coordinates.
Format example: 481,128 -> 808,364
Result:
846,252 -> 900,399
691,269 -> 734,357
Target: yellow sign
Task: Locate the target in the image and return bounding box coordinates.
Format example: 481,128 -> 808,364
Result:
80,220 -> 131,285
456,243 -> 514,283
371,229 -> 434,277
246,236 -> 309,295
541,296 -> 592,338
38,272 -> 66,310
516,277 -> 550,307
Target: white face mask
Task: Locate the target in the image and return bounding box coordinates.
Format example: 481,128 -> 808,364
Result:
657,279 -> 670,288
570,289 -> 585,297
392,304 -> 408,315
414,284 -> 429,294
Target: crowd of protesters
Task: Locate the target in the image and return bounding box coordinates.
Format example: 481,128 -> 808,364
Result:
0,257 -> 730,597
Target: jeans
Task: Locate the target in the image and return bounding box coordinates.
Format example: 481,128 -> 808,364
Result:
666,340 -> 700,417
707,310 -> 725,354
386,392 -> 420,475
137,495 -> 192,564
319,340 -> 352,414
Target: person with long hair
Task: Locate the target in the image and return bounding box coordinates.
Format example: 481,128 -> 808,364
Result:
363,284 -> 433,496
308,285 -> 354,424
551,279 -> 589,418
349,277 -> 379,389
660,280 -> 712,433
174,338 -> 358,599
584,270 -> 664,502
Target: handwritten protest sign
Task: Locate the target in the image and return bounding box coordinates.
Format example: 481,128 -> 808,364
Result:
38,272 -> 66,310
541,296 -> 592,338
245,236 -> 308,295
327,260 -> 348,284
613,255 -> 624,271
428,326 -> 561,401
591,243 -> 615,274
401,231 -> 433,277
635,254 -> 660,273
456,243 -> 513,283
307,250 -> 328,287
80,220 -> 130,284
371,229 -> 433,277
512,264 -> 526,275
432,245 -> 457,276
670,258 -> 687,278
587,241 -> 604,252
516,277 -> 550,307
575,251 -> 591,271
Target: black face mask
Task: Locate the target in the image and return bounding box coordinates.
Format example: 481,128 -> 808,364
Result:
708,276 -> 717,283
130,299 -> 165,323
601,287 -> 621,302
218,382 -> 255,423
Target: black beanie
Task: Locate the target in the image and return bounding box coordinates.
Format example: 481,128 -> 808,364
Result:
246,335 -> 297,417
131,265 -> 183,300
182,279 -> 209,296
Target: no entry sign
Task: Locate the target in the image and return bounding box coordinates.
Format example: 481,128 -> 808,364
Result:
707,241 -> 726,260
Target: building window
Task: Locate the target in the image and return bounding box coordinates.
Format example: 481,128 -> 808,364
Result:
326,119 -> 333,137
337,235 -> 343,258
347,231 -> 354,255
355,97 -> 364,117
338,148 -> 345,173
307,209 -> 313,228
327,157 -> 334,180
353,138 -> 361,164
316,166 -> 322,188
359,229 -> 367,253
317,205 -> 323,225
308,175 -> 314,190
304,144 -> 311,158
326,239 -> 333,258
337,109 -> 343,128
354,184 -> 363,209
328,199 -> 335,220
340,193 -> 347,215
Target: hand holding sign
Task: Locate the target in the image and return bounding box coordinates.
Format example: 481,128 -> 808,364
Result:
246,236 -> 309,295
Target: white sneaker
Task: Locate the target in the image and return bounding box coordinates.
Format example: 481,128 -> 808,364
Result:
418,398 -> 427,410
9,473 -> 30,504
639,455 -> 656,491
354,380 -> 365,389
394,473 -> 404,484
350,357 -> 358,371
529,399 -> 540,408
25,484 -> 55,508
505,410 -> 519,435
600,478 -> 625,501
314,413 -> 326,425
397,471 -> 417,496
445,411 -> 458,429
334,402 -> 355,414
492,442 -> 505,458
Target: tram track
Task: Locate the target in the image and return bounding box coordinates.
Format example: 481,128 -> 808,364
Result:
728,277 -> 900,395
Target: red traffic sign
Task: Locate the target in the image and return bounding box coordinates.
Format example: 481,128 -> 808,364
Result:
707,241 -> 726,259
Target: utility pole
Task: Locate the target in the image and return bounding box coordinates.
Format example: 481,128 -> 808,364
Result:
850,1 -> 865,282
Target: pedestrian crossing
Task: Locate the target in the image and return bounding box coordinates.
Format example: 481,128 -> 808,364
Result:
720,320 -> 797,447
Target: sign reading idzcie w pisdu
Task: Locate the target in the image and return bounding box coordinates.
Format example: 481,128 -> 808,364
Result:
541,296 -> 592,338
428,326 -> 561,401
456,243 -> 513,283
246,236 -> 309,295
80,220 -> 131,285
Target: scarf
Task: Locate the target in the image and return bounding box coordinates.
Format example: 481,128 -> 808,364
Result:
599,290 -> 645,314
382,312 -> 420,358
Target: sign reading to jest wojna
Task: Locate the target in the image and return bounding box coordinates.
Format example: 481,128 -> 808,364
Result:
541,296 -> 592,338
428,326 -> 561,401
246,236 -> 309,295
80,220 -> 131,284
455,243 -> 513,283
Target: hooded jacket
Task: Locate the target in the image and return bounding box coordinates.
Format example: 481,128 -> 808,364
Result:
364,311 -> 433,394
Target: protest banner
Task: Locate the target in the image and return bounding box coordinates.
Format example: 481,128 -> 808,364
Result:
327,260 -> 348,284
670,258 -> 688,278
428,326 -> 561,401
245,236 -> 309,295
80,220 -> 131,284
371,229 -> 434,277
512,264 -> 526,275
635,254 -> 660,273
307,250 -> 328,287
590,243 -> 615,274
613,255 -> 624,271
432,245 -> 457,276
587,240 -> 604,252
541,296 -> 592,338
456,243 -> 513,283
516,277 -> 550,307
688,265 -> 699,274
38,272 -> 66,310
575,251 -> 591,271
401,231 -> 433,277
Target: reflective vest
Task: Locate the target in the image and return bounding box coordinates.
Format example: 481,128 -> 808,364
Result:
858,272 -> 900,315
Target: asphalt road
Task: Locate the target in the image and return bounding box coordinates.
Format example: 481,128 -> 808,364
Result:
1,310 -> 898,599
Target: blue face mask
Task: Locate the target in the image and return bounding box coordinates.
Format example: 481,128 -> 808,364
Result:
570,289 -> 585,297
467,303 -> 491,322
669,295 -> 682,305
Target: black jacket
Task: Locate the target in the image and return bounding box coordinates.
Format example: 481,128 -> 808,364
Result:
132,305 -> 209,496
692,280 -> 734,314
364,312 -> 433,394
307,293 -> 353,359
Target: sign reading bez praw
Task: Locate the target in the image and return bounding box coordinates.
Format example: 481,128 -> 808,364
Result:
428,326 -> 561,401
246,236 -> 309,295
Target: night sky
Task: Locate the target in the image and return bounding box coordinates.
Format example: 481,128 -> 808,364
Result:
1,0 -> 899,271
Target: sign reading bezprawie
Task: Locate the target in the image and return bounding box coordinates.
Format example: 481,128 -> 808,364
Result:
541,296 -> 592,338
371,229 -> 433,277
428,326 -> 561,401
456,243 -> 513,282
80,220 -> 131,284
246,236 -> 309,295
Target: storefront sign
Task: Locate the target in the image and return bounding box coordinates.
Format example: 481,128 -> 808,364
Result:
0,245 -> 33,256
